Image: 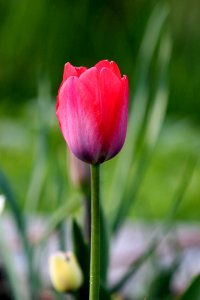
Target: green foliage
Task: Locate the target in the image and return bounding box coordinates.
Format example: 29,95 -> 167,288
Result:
179,274 -> 200,300
99,201 -> 109,285
72,220 -> 90,299
1,0 -> 200,118
146,263 -> 179,300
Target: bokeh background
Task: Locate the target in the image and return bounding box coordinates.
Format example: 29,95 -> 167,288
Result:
1,0 -> 200,118
0,0 -> 200,220
0,1 -> 200,299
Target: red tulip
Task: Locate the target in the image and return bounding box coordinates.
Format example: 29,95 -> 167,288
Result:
56,60 -> 128,164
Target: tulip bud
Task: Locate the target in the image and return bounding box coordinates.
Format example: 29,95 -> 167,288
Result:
49,251 -> 83,293
0,195 -> 5,215
56,60 -> 128,164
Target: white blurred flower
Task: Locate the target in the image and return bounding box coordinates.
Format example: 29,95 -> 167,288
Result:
0,195 -> 6,215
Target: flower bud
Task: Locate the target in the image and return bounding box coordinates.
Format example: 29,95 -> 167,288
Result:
49,251 -> 83,293
56,60 -> 128,164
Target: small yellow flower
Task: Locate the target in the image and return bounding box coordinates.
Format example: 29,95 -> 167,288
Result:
49,251 -> 83,293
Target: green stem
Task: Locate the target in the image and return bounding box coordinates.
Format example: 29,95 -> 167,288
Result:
89,164 -> 100,300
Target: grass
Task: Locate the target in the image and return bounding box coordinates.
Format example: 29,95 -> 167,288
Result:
130,119 -> 200,221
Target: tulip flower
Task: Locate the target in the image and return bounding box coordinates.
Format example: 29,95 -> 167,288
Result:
56,60 -> 128,164
56,60 -> 129,300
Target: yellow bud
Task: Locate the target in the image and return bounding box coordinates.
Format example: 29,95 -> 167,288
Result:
49,251 -> 83,293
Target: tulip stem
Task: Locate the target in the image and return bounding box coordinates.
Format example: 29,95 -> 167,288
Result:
89,164 -> 100,300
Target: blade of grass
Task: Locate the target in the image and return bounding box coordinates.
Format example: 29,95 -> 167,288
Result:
25,82 -> 51,213
56,184 -> 67,251
144,31 -> 171,149
111,151 -> 150,233
72,219 -> 90,299
179,274 -> 200,300
0,170 -> 25,233
25,129 -> 48,212
51,152 -> 68,251
100,201 -> 109,285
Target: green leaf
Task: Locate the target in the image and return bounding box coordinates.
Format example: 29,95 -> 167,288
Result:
72,219 -> 90,300
99,282 -> 111,300
0,170 -> 25,234
25,87 -> 50,213
179,274 -> 200,300
147,260 -> 179,299
100,201 -> 109,285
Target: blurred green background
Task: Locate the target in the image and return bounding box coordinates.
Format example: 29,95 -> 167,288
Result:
1,0 -> 200,118
0,0 -> 200,221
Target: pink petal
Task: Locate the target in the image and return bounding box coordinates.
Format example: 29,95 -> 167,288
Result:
63,62 -> 78,81
75,66 -> 87,77
63,63 -> 87,81
99,67 -> 127,160
95,60 -> 121,78
57,69 -> 103,163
